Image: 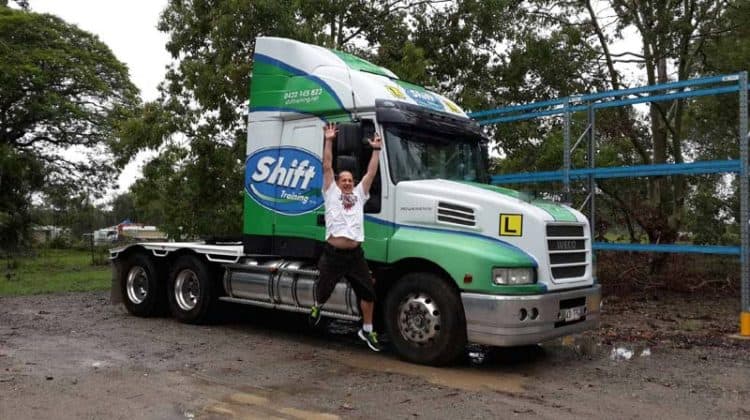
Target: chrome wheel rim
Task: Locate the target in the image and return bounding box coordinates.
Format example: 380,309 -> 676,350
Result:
174,269 -> 200,311
126,266 -> 149,304
397,292 -> 441,345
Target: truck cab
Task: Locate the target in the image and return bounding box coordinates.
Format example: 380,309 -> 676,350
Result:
111,37 -> 600,366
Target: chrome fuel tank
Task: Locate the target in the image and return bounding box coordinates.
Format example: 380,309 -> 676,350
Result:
224,259 -> 360,316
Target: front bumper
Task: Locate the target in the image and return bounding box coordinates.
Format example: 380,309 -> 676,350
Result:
461,285 -> 601,347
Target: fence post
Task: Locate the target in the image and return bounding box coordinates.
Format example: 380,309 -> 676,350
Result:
563,98 -> 571,204
740,71 -> 750,336
587,103 -> 596,240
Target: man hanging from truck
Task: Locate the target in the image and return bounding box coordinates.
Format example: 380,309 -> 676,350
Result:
309,122 -> 383,352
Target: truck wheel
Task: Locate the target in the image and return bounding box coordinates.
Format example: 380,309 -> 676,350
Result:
384,272 -> 467,366
120,253 -> 166,317
167,255 -> 217,324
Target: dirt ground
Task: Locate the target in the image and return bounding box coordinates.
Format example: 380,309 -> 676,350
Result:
1,290 -> 749,420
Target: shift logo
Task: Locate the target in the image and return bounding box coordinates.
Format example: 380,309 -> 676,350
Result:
245,146 -> 323,215
403,88 -> 444,111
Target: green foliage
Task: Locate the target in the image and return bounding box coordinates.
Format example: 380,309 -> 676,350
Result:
129,138 -> 244,239
110,193 -> 138,225
47,234 -> 71,250
0,144 -> 44,251
483,0 -> 746,261
0,6 -> 139,249
0,248 -> 110,296
0,6 -> 140,192
680,1 -> 750,247
31,192 -> 109,239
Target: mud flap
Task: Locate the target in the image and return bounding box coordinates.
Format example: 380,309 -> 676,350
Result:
110,260 -> 123,304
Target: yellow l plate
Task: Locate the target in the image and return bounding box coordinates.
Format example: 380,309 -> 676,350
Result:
499,214 -> 523,236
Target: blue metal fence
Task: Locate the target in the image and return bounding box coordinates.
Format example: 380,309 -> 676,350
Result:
470,72 -> 749,315
471,73 -> 742,124
491,160 -> 742,184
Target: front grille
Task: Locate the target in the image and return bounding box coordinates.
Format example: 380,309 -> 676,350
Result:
547,225 -> 584,237
552,266 -> 586,278
437,202 -> 475,227
546,223 -> 588,282
550,252 -> 586,264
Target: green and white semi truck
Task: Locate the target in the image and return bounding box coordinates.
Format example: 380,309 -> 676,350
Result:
111,37 -> 601,365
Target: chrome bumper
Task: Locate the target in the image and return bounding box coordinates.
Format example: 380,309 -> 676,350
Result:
461,285 -> 601,347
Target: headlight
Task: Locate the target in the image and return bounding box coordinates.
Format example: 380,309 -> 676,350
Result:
492,268 -> 534,285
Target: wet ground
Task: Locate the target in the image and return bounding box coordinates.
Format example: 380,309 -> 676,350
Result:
1,291 -> 749,419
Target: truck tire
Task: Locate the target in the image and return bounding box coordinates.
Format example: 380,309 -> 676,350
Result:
120,253 -> 166,317
384,272 -> 467,366
167,255 -> 217,324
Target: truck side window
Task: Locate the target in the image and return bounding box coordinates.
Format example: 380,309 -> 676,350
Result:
333,122 -> 361,177
360,120 -> 381,213
331,120 -> 381,213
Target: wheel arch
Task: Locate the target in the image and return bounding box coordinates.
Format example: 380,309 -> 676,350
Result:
374,257 -> 466,330
376,257 -> 462,298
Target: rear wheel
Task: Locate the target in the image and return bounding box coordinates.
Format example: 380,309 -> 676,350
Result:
168,255 -> 217,324
120,253 -> 166,317
385,272 -> 467,365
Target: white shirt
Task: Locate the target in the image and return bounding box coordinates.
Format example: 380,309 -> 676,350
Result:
323,182 -> 369,242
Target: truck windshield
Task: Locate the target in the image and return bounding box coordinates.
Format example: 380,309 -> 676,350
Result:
384,125 -> 486,184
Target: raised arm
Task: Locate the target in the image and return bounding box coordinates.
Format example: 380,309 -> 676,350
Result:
322,122 -> 337,191
360,132 -> 382,195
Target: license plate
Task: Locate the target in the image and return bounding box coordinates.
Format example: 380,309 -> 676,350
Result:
560,306 -> 586,322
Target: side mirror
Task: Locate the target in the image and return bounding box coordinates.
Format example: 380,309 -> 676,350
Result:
361,120 -> 375,147
335,120 -> 377,154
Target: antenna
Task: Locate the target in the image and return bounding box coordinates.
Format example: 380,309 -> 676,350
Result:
346,67 -> 360,121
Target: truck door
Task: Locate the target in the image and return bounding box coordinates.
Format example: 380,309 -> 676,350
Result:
271,119 -> 326,255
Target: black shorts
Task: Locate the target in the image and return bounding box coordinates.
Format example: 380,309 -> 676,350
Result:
316,243 -> 375,303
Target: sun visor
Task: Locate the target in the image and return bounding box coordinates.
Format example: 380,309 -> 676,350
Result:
375,99 -> 483,139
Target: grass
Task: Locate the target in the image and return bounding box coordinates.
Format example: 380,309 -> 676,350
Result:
0,248 -> 111,296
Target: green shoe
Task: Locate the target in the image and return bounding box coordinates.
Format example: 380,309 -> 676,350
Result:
308,305 -> 321,327
358,329 -> 383,352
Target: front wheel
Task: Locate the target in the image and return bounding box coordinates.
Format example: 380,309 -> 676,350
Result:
168,255 -> 217,324
384,272 -> 467,365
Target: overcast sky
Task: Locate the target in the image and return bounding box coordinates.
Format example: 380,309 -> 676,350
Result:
30,0 -> 170,101
29,0 -> 171,196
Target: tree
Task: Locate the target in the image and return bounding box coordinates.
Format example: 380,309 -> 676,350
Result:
580,1 -> 742,273
0,6 -> 139,248
486,1 -> 743,272
110,193 -> 138,225
0,144 -> 43,251
683,0 -> 750,246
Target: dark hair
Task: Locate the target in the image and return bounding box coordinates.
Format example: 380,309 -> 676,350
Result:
335,171 -> 355,182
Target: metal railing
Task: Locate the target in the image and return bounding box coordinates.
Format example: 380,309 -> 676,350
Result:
470,72 -> 750,334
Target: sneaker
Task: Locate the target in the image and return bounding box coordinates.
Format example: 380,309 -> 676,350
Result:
358,329 -> 383,352
308,305 -> 321,327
